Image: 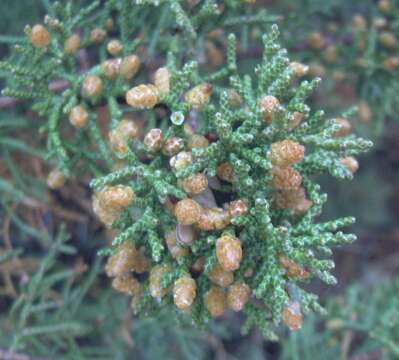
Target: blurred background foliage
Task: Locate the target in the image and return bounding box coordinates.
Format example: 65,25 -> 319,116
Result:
0,0 -> 398,359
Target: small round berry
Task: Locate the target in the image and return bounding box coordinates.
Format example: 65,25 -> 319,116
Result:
228,199 -> 249,217
187,134 -> 209,149
162,137 -> 184,157
107,39 -> 123,56
268,140 -> 305,167
47,169 -> 66,189
69,105 -> 88,129
105,242 -> 139,277
64,33 -> 81,55
154,67 -> 170,95
340,156 -> 359,174
184,83 -> 213,109
82,75 -> 103,98
358,101 -> 372,122
165,231 -> 189,258
120,55 -> 141,80
204,287 -> 226,317
216,234 -> 242,272
271,166 -> 302,190
258,95 -> 280,122
149,264 -> 171,298
227,281 -> 251,312
208,264 -> 234,288
174,199 -> 202,225
173,275 -> 197,310
109,119 -> 139,154
144,128 -> 164,153
290,62 -> 309,79
216,162 -> 234,182
379,31 -> 397,49
112,274 -> 140,296
197,208 -> 231,231
282,301 -> 303,331
279,255 -> 309,279
307,32 -> 326,50
170,151 -> 193,171
90,28 -> 106,43
181,173 -> 208,195
334,118 -> 351,137
30,24 -> 51,48
101,59 -> 121,80
126,84 -> 158,109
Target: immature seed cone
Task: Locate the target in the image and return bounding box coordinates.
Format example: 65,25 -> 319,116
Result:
101,59 -> 121,80
308,62 -> 326,78
165,231 -> 189,259
174,199 -> 202,225
334,118 -> 351,137
162,137 -> 184,157
282,301 -> 303,331
258,95 -> 280,122
378,0 -> 391,13
47,169 -> 66,189
154,67 -> 170,95
109,119 -> 139,154
205,41 -> 224,67
149,264 -> 171,298
69,105 -> 88,129
279,255 -> 309,279
204,287 -> 226,317
290,62 -> 309,79
107,39 -> 123,56
90,28 -> 106,43
144,128 -> 164,153
197,208 -> 231,231
216,234 -> 242,272
274,188 -> 312,214
105,242 -> 140,277
173,275 -> 197,310
82,75 -> 103,97
30,24 -> 51,48
271,166 -> 302,190
323,45 -> 338,64
112,273 -> 140,295
340,156 -> 359,174
268,140 -> 305,167
181,173 -> 208,195
126,84 -> 158,109
288,112 -> 304,130
64,33 -> 81,55
191,257 -> 205,273
187,134 -> 209,149
120,55 -> 140,80
228,199 -> 249,217
227,281 -> 251,312
216,162 -> 234,182
184,83 -> 213,109
208,264 -> 234,287
227,89 -> 243,107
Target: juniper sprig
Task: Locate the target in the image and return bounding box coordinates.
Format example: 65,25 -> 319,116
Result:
90,24 -> 372,338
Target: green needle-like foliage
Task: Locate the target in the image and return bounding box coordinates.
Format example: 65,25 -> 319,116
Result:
90,24 -> 372,338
